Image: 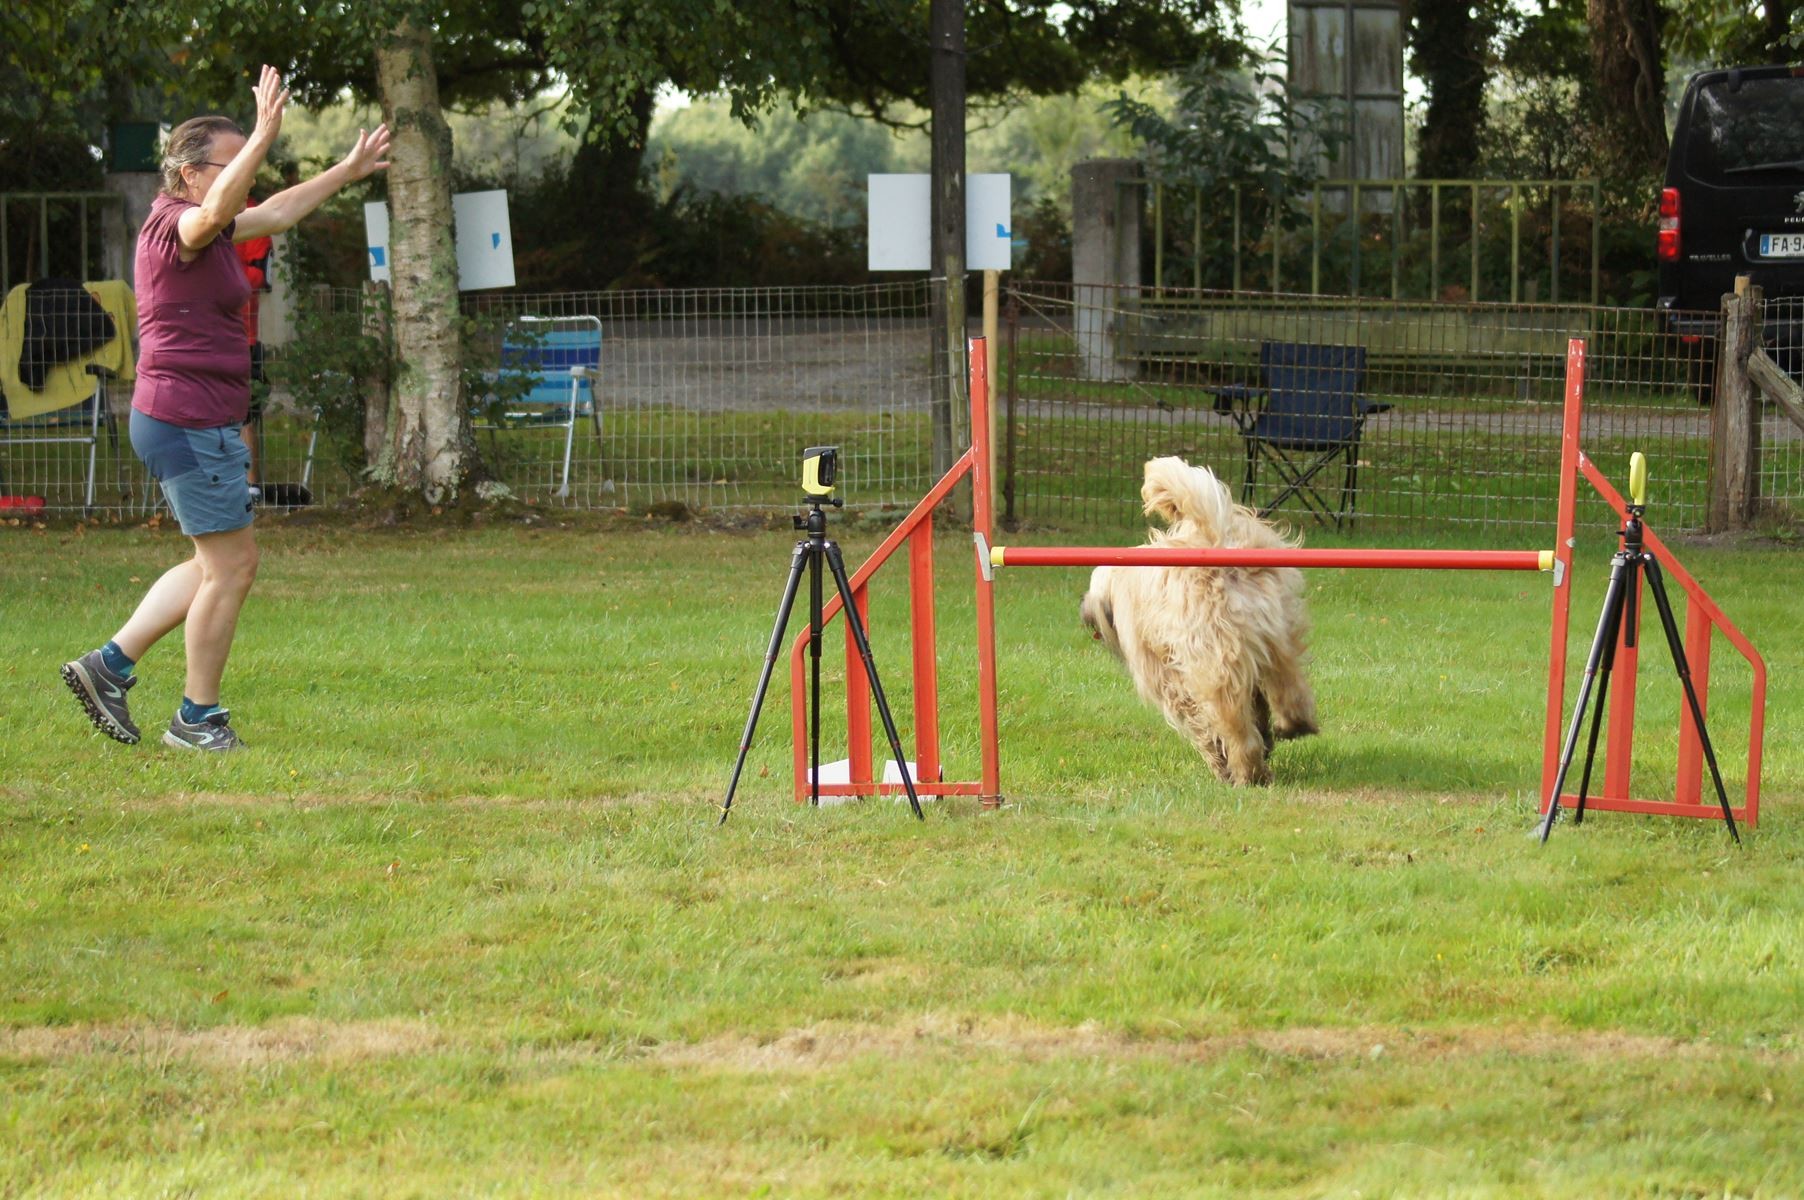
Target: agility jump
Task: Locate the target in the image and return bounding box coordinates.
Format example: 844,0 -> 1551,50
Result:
770,335 -> 1765,830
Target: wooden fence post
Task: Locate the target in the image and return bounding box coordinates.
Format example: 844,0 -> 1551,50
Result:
1708,276 -> 1760,531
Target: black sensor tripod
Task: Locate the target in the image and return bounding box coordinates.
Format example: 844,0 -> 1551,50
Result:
719,493 -> 924,824
1537,455 -> 1740,845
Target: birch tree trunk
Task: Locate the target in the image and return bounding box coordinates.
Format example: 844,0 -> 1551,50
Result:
372,16 -> 472,499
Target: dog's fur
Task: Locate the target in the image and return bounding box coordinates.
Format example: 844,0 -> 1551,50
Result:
1080,457 -> 1318,785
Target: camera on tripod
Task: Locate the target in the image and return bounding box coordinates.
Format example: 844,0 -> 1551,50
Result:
719,441 -> 924,823
801,446 -> 838,498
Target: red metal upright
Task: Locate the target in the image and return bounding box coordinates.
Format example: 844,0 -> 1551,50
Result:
786,336 -> 1002,806
910,518 -> 942,786
1540,341 -> 1585,804
968,338 -> 1003,804
1540,339 -> 1766,827
845,584 -> 873,786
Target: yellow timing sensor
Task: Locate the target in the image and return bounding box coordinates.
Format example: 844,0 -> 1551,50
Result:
801,446 -> 839,497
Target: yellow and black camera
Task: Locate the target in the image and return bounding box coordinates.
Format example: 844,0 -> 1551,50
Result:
801,445 -> 839,497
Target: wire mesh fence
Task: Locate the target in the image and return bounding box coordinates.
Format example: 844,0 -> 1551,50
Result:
2,281 -> 950,519
1000,281 -> 1804,537
460,282 -> 945,511
1755,293 -> 1804,520
8,276 -> 1804,536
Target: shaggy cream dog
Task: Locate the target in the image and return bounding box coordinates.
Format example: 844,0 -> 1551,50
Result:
1080,456 -> 1318,785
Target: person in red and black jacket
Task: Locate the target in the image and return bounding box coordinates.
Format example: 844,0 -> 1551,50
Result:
235,199 -> 273,484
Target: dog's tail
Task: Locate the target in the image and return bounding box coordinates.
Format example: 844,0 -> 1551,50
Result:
1141,456 -> 1236,542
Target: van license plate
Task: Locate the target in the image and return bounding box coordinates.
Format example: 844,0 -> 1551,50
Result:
1759,233 -> 1804,257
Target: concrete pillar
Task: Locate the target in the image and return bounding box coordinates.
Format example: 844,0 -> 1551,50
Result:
262,232 -> 296,347
1071,158 -> 1142,382
100,173 -> 161,288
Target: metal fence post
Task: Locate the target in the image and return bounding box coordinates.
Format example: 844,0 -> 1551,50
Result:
1470,183 -> 1481,302
1002,289 -> 1020,525
1430,183 -> 1440,298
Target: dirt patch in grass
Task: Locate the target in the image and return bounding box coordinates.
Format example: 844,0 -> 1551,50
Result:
7,1014 -> 1791,1073
647,1015 -> 1776,1074
0,1018 -> 441,1066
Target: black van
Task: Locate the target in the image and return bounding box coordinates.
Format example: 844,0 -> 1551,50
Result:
1660,65 -> 1804,347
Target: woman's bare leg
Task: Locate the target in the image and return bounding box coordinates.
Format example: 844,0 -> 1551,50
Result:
111,558 -> 203,662
182,526 -> 260,704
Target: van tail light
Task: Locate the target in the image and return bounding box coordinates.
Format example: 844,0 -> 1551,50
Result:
1659,187 -> 1681,261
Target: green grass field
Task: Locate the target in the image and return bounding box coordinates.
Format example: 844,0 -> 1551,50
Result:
2,514 -> 1800,1197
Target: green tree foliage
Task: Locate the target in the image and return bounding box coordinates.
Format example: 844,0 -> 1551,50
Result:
1101,55 -> 1342,197
645,79 -> 1148,230
647,102 -> 922,229
1665,0 -> 1800,68
1482,0 -> 1598,180
801,0 -> 1234,118
0,2 -> 200,188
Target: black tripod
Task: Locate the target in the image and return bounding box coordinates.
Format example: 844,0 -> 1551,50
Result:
719,494 -> 924,824
1537,468 -> 1740,845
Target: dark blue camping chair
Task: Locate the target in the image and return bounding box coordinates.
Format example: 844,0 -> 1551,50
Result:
1207,341 -> 1391,528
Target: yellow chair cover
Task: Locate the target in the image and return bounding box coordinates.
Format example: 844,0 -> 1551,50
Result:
0,281 -> 137,421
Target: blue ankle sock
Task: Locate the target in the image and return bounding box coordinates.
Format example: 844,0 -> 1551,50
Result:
100,641 -> 135,678
180,697 -> 223,724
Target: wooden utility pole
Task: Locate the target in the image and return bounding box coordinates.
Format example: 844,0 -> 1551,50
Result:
929,0 -> 966,484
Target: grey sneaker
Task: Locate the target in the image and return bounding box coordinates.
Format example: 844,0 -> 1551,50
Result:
61,650 -> 140,744
162,709 -> 245,752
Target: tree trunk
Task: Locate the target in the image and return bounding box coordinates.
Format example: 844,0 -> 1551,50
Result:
372,17 -> 473,500
1413,0 -> 1489,180
1763,0 -> 1794,60
569,89 -> 658,289
929,0 -> 967,485
1587,0 -> 1669,173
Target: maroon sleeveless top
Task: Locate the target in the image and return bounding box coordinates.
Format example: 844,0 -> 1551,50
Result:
131,194 -> 253,429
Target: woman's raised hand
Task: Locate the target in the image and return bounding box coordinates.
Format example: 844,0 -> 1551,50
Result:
252,64 -> 290,141
340,124 -> 393,181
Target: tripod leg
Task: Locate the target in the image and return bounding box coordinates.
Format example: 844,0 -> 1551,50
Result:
1572,567 -> 1629,827
1642,557 -> 1743,845
810,543 -> 824,807
823,541 -> 925,820
720,542 -> 810,825
1538,556 -> 1631,843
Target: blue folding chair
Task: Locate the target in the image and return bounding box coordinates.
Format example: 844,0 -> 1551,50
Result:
483,314 -> 602,498
1208,341 -> 1391,528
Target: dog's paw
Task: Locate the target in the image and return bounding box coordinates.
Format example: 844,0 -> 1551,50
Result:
1209,743 -> 1272,787
1202,740 -> 1231,780
1273,718 -> 1319,742
1238,762 -> 1274,786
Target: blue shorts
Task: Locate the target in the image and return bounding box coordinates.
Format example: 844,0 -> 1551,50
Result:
130,409 -> 254,537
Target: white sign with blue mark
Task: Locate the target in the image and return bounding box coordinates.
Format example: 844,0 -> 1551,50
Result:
867,173 -> 1012,272
363,189 -> 516,291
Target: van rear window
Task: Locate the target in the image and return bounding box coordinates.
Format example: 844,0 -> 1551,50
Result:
1684,77 -> 1804,182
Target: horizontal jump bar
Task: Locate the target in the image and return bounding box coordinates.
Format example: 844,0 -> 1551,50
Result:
990,546 -> 1555,572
